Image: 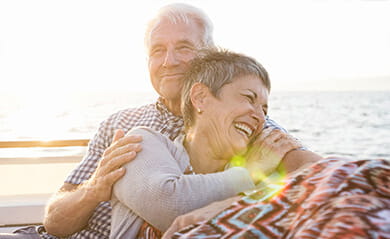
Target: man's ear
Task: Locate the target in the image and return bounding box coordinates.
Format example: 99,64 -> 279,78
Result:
190,82 -> 209,111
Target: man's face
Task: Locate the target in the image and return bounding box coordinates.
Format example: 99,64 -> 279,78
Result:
148,18 -> 203,107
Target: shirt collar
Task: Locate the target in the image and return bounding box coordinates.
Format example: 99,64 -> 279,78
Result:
156,97 -> 183,124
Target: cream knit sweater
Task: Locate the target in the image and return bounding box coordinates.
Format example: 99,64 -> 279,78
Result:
110,127 -> 255,238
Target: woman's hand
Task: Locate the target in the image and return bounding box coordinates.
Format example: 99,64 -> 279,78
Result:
244,128 -> 302,183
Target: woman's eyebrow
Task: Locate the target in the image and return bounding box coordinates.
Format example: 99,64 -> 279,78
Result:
248,89 -> 258,99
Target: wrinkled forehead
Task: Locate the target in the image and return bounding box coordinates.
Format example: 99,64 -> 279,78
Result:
237,74 -> 269,102
147,17 -> 204,49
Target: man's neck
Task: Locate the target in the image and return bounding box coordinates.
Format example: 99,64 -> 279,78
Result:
162,98 -> 181,116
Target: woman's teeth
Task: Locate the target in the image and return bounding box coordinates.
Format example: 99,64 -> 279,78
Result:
234,123 -> 253,138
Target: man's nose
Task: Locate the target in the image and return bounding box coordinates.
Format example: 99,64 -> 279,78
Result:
163,50 -> 179,67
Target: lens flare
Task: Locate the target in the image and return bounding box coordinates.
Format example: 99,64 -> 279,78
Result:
229,153 -> 289,202
230,155 -> 246,167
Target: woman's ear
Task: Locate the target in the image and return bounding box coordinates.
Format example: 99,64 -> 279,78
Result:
190,82 -> 209,113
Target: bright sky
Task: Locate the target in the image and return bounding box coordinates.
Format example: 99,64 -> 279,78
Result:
1,0 -> 390,94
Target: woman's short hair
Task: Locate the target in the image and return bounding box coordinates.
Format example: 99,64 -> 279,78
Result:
181,48 -> 271,130
144,3 -> 214,52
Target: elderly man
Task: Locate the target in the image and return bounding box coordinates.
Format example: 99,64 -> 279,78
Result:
0,3 -> 320,239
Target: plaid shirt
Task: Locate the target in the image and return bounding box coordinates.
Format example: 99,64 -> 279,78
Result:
41,97 -> 286,239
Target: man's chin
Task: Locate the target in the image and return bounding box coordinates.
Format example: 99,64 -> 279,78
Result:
161,75 -> 184,81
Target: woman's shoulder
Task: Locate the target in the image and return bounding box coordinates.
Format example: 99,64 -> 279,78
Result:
128,126 -> 173,148
128,126 -> 160,136
128,127 -> 189,170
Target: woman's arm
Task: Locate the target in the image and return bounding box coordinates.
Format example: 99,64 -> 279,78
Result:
112,128 -> 255,232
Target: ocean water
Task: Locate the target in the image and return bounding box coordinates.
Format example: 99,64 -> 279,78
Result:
0,91 -> 389,159
268,91 -> 390,160
0,91 -> 389,196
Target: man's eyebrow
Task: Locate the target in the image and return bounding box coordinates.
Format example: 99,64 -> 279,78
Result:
150,43 -> 163,49
176,39 -> 197,46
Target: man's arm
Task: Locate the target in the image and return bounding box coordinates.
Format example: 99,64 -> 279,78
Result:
43,130 -> 142,237
280,149 -> 323,175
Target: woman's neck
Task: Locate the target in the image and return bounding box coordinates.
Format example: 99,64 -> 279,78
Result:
184,128 -> 227,174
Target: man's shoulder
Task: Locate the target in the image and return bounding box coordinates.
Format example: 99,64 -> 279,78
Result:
104,103 -> 159,127
110,103 -> 156,119
129,126 -> 171,145
265,116 -> 287,133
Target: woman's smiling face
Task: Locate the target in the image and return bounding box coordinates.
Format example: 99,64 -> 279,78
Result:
200,74 -> 269,160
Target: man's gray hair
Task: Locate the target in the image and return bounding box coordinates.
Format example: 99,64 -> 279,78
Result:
181,48 -> 271,130
144,3 -> 214,52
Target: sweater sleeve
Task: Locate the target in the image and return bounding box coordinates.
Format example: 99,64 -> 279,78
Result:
112,127 -> 254,232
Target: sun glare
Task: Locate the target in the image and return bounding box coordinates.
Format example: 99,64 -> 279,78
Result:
7,92 -> 71,140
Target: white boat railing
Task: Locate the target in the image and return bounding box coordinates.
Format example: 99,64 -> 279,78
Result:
0,139 -> 89,164
0,139 -> 89,231
0,139 -> 89,148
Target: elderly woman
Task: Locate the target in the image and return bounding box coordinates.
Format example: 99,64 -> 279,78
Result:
162,55 -> 390,238
110,49 -> 301,238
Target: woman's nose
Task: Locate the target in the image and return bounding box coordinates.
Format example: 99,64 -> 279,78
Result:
251,108 -> 266,125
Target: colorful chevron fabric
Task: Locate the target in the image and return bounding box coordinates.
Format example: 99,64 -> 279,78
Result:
172,158 -> 390,238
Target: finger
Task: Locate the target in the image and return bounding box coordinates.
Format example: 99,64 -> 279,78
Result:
103,167 -> 127,186
269,136 -> 300,158
103,130 -> 125,157
104,134 -> 143,157
258,128 -> 285,145
113,129 -> 125,142
279,138 -> 302,153
115,134 -> 143,147
275,134 -> 300,148
248,128 -> 271,148
262,129 -> 287,146
109,143 -> 142,159
257,127 -> 274,142
100,151 -> 137,176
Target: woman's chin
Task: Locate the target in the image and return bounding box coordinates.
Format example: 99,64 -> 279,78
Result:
232,143 -> 248,156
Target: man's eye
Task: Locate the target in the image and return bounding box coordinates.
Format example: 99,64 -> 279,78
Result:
177,45 -> 193,52
150,48 -> 164,56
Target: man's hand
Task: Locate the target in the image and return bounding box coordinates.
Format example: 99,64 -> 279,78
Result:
84,129 -> 143,202
244,128 -> 302,182
162,196 -> 241,239
44,129 -> 143,237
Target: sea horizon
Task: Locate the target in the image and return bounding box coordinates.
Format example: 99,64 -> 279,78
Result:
0,90 -> 389,196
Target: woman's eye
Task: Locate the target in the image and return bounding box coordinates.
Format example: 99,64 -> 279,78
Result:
243,94 -> 255,104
